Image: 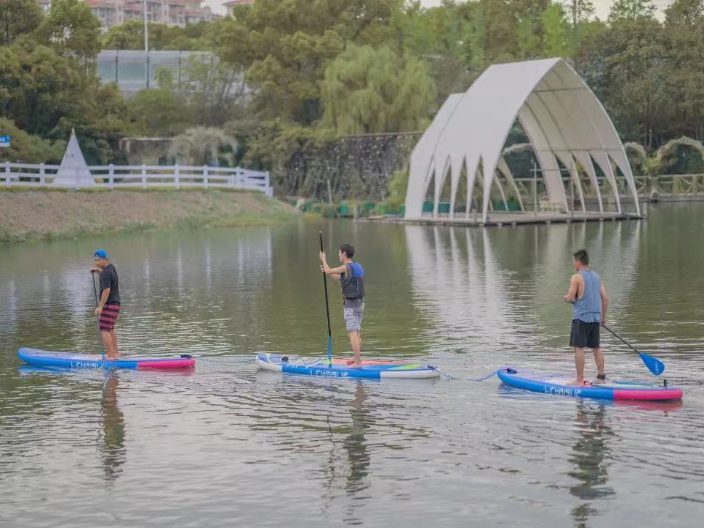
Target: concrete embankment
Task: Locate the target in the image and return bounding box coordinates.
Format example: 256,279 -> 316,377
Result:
0,189 -> 298,242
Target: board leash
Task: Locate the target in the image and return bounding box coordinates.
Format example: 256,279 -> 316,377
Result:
429,366 -> 499,382
198,356 -> 255,365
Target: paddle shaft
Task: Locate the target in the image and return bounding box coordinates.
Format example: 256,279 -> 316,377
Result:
319,232 -> 333,361
602,323 -> 665,375
602,324 -> 639,353
92,272 -> 99,307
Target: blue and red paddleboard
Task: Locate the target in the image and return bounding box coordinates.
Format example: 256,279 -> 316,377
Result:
256,353 -> 440,379
18,348 -> 195,370
498,367 -> 682,401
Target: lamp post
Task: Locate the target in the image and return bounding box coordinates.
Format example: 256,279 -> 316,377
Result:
143,0 -> 149,88
126,0 -> 149,88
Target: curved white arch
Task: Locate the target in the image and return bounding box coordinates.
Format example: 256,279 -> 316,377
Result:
405,58 -> 640,220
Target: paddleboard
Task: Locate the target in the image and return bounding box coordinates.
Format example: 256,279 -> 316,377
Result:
256,353 -> 440,379
18,348 -> 195,370
498,367 -> 682,401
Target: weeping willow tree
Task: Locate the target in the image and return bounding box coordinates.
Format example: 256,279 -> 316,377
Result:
168,127 -> 238,166
320,44 -> 436,135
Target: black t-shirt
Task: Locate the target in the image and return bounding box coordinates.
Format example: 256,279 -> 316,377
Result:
100,263 -> 120,305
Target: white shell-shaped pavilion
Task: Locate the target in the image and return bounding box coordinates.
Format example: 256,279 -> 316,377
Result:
404,58 -> 640,221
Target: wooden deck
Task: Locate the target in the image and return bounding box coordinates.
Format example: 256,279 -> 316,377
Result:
363,211 -> 644,227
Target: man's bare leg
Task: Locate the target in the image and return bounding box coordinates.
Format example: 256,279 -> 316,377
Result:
349,331 -> 362,367
567,347 -> 585,386
110,330 -> 119,357
100,330 -> 116,360
593,348 -> 605,381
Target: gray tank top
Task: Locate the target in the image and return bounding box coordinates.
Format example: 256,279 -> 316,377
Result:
573,270 -> 601,323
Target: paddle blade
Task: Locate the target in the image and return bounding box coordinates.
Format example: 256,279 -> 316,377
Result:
639,351 -> 665,375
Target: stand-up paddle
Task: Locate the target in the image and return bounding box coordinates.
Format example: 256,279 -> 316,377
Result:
602,324 -> 665,375
91,272 -> 107,370
319,231 -> 333,364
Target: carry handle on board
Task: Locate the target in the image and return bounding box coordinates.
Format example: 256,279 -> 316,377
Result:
602,324 -> 665,376
319,232 -> 333,364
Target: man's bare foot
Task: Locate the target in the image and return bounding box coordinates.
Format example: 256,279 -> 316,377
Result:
350,362 -> 362,368
566,379 -> 585,386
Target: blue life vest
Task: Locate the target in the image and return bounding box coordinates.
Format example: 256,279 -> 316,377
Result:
573,270 -> 601,323
341,262 -> 365,300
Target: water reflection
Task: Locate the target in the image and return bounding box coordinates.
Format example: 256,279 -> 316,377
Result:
344,382 -> 371,495
569,401 -> 615,528
98,373 -> 126,482
405,225 -> 535,354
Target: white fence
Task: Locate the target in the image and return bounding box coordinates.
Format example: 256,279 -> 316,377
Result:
0,162 -> 273,196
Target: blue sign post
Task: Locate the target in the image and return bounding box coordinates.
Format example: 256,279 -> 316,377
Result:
0,136 -> 10,148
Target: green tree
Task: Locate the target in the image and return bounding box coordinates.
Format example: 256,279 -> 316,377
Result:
665,0 -> 704,25
180,53 -> 247,127
564,0 -> 595,26
541,3 -> 573,57
215,0 -> 405,125
128,88 -> 192,137
0,0 -> 42,45
101,21 -> 208,51
0,117 -> 66,163
609,0 -> 657,22
37,0 -> 100,59
321,44 -> 436,135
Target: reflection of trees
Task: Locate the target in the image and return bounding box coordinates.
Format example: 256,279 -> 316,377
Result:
627,204 -> 704,341
98,374 -> 126,482
568,401 -> 615,528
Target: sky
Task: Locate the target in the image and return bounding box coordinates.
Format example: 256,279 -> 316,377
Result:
204,0 -> 675,18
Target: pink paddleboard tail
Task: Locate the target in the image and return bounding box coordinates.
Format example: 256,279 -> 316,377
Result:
137,358 -> 196,370
613,389 -> 683,401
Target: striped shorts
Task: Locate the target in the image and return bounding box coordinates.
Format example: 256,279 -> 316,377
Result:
99,303 -> 120,331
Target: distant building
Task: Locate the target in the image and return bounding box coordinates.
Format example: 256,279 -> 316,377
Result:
40,1 -> 213,30
224,0 -> 254,17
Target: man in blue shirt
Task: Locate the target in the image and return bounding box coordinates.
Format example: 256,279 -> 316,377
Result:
564,249 -> 609,386
320,244 -> 365,367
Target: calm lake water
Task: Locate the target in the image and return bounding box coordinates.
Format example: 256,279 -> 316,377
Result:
1,204 -> 703,527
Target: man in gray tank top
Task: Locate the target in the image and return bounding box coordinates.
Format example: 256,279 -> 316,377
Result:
563,249 -> 609,386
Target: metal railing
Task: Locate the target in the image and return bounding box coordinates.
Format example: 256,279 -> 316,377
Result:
0,162 -> 273,196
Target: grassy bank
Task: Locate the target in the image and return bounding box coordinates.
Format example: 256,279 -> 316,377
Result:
0,189 -> 298,243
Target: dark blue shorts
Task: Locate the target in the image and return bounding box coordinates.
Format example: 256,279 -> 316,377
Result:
570,320 -> 600,349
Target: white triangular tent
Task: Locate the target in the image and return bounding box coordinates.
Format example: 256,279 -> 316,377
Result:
52,129 -> 95,187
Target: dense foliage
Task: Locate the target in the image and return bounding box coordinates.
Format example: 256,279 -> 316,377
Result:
2,0 -> 704,178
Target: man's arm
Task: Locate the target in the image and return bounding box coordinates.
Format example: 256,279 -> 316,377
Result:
96,288 -> 110,315
563,274 -> 580,303
600,282 -> 609,324
319,251 -> 346,280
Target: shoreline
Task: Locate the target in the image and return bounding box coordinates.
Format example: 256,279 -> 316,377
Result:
0,189 -> 298,243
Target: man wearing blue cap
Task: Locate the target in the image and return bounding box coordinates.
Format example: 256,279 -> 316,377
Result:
90,250 -> 120,358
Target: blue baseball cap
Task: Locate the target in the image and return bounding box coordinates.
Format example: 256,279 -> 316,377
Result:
94,249 -> 107,259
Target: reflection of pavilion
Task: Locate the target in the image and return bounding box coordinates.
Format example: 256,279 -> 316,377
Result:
530,220 -> 642,325
405,224 -> 535,354
405,220 -> 642,355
